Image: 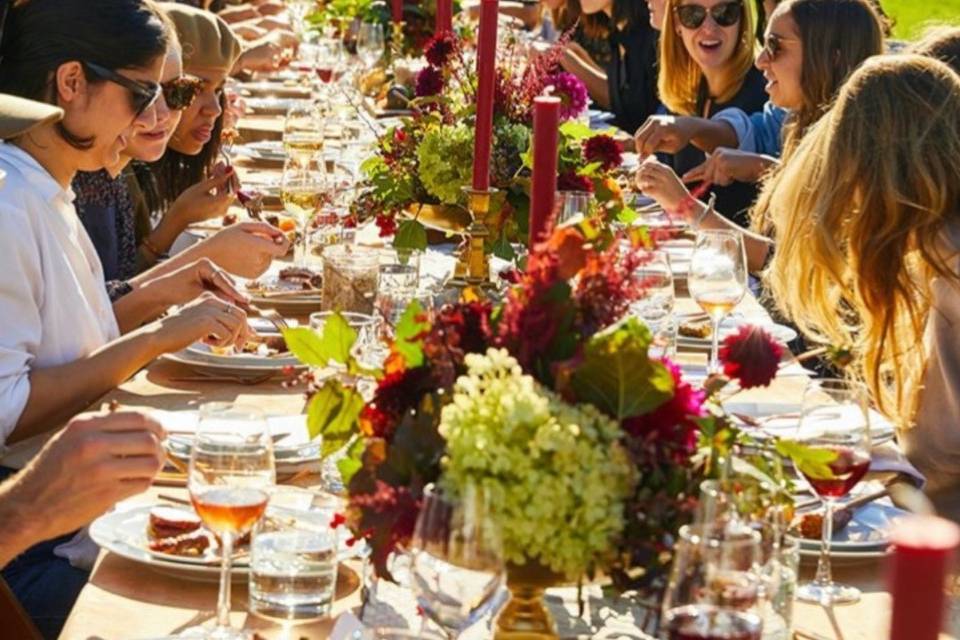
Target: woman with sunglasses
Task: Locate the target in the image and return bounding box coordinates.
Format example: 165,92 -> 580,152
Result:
636,0 -> 766,227
0,3 -> 250,633
74,7 -> 289,301
134,3 -> 247,257
636,0 -> 883,270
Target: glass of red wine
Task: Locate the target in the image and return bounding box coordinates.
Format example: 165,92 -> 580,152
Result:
793,378 -> 871,605
660,524 -> 764,640
186,403 -> 276,639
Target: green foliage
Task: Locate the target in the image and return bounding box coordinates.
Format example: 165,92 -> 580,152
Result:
307,383 -> 365,456
775,440 -> 840,481
417,125 -> 475,204
361,155 -> 416,207
393,300 -> 430,368
570,318 -> 675,420
394,219 -> 428,251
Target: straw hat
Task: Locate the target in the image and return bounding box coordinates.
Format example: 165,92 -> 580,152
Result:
0,94 -> 63,140
161,3 -> 242,75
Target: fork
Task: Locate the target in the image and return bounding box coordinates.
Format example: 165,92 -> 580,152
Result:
245,302 -> 290,332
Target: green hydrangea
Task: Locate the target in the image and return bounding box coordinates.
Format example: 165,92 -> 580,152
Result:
417,124 -> 474,204
439,348 -> 636,578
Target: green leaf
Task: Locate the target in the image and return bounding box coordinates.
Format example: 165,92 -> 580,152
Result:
319,312 -> 358,365
616,206 -> 638,225
336,436 -> 366,486
577,161 -> 603,178
394,300 -> 429,367
775,440 -> 840,481
306,383 -> 366,456
491,236 -> 516,261
281,327 -> 329,367
559,121 -> 595,141
394,219 -> 428,251
569,318 -> 675,420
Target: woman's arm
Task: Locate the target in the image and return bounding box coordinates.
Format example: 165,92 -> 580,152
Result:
561,46 -> 609,109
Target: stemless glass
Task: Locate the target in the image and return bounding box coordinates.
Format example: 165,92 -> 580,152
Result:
280,161 -> 326,267
410,485 -> 506,639
555,190 -> 592,225
356,22 -> 385,69
661,524 -> 764,640
283,103 -> 325,168
688,230 -> 747,374
792,379 -> 871,605
187,403 -> 276,640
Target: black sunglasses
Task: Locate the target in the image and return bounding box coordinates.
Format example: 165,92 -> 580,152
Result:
675,1 -> 743,29
162,75 -> 204,110
83,61 -> 161,117
762,33 -> 799,61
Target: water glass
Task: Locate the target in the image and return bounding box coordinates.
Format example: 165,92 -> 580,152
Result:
555,190 -> 592,226
249,488 -> 341,621
309,310 -> 385,370
759,536 -> 798,640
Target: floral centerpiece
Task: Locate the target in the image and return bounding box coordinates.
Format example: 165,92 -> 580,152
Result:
353,29 -> 637,258
310,0 -> 461,56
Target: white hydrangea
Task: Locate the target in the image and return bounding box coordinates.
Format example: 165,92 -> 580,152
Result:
439,348 -> 636,578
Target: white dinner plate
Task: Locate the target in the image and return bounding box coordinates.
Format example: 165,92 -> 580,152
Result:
233,140 -> 286,163
244,96 -> 311,115
91,503 -> 360,583
236,81 -> 312,99
677,318 -> 798,349
162,343 -> 306,380
724,401 -> 897,445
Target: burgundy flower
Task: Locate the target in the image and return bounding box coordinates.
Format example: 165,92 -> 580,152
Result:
557,171 -> 594,193
623,359 -> 706,461
362,365 -> 437,440
375,214 -> 397,237
424,33 -> 457,67
546,71 -> 589,121
583,134 -> 623,171
415,66 -> 444,97
719,325 -> 785,389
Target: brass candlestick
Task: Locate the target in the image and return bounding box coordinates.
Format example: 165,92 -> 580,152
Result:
447,186 -> 498,293
389,20 -> 405,63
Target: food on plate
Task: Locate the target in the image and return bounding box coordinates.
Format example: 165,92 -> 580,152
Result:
208,333 -> 289,357
246,267 -> 322,297
222,212 -> 238,226
679,321 -> 712,339
793,508 -> 853,540
148,506 -> 203,539
148,529 -> 211,556
279,266 -> 323,290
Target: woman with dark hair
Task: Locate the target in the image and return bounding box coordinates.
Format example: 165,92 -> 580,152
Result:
0,3 -> 251,630
570,0 -> 659,132
74,3 -> 289,299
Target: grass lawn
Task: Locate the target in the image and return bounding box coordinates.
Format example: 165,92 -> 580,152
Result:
882,0 -> 960,40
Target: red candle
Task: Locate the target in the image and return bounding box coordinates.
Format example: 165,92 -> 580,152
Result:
471,0 -> 498,192
392,0 -> 403,22
887,515 -> 960,640
436,0 -> 453,33
530,96 -> 560,247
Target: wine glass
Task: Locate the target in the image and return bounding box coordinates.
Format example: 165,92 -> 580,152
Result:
792,379 -> 871,605
661,524 -> 764,640
187,403 -> 276,640
315,38 -> 345,86
410,484 -> 506,639
283,103 -> 325,169
688,230 -> 747,374
281,161 -> 326,267
630,249 -> 676,358
555,190 -> 592,226
356,22 -> 385,70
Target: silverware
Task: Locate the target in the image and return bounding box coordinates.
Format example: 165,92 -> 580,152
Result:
244,301 -> 290,332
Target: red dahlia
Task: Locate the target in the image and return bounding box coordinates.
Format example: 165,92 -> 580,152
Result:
718,325 -> 785,389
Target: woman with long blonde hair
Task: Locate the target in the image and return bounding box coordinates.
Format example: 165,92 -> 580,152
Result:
763,54 -> 960,502
637,0 -> 767,226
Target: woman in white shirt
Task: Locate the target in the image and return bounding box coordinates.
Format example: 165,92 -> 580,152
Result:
0,0 -> 251,450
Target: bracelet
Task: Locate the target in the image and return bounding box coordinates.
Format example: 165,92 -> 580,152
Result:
140,236 -> 168,261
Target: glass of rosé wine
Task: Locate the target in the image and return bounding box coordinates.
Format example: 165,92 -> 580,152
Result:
187,403 -> 276,639
792,379 -> 871,605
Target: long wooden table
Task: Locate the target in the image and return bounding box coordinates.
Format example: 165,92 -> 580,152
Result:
56,104 -> 956,638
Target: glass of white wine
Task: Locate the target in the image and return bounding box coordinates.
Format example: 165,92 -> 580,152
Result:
688,229 -> 747,374
281,161 -> 326,267
283,102 -> 325,169
186,403 -> 275,640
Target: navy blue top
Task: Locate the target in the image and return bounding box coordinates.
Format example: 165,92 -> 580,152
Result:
607,14 -> 660,135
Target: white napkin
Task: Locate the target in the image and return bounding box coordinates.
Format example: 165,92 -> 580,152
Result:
871,441 -> 926,488
53,528 -> 100,571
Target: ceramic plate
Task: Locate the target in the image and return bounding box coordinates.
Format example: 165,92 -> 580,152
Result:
233,140 -> 286,163
677,318 -> 798,350
236,81 -> 312,99
244,97 -> 310,115
724,401 -> 896,445
795,501 -> 907,560
91,502 -> 360,583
